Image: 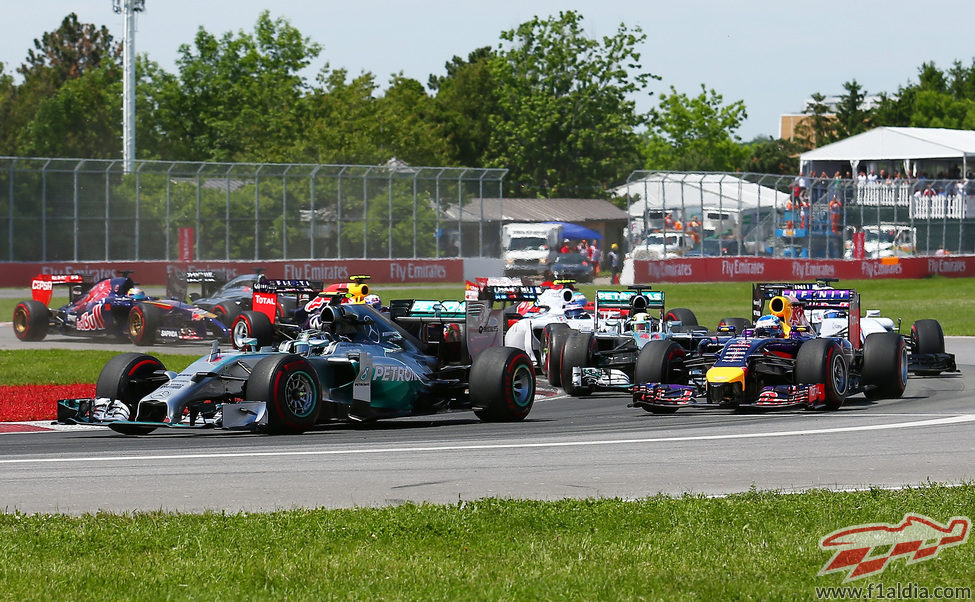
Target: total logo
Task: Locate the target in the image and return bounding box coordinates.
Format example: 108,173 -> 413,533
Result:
253,294 -> 277,306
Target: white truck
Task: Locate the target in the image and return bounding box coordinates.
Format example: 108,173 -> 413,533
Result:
844,224 -> 916,259
503,223 -> 563,277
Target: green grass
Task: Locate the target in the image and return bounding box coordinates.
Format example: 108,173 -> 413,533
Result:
1,486 -> 973,600
0,350 -> 199,386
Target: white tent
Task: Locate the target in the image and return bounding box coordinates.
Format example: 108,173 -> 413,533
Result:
799,127 -> 975,177
611,172 -> 790,216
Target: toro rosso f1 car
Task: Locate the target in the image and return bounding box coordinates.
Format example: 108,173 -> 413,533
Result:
13,272 -> 229,346
57,285 -> 538,435
631,285 -> 908,413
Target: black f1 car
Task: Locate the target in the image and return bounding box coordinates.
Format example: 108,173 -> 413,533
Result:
57,285 -> 541,435
12,272 -> 229,346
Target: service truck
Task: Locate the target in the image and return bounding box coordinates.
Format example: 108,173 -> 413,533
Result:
503,223 -> 563,277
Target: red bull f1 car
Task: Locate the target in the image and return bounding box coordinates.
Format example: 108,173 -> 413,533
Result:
12,272 -> 230,346
631,284 -> 909,413
57,284 -> 539,435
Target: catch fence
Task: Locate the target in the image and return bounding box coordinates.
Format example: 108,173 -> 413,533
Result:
622,171 -> 975,259
0,157 -> 506,263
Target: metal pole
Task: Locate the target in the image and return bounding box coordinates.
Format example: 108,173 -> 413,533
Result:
135,161 -> 145,260
337,166 -> 347,259
457,169 -> 468,257
165,163 -> 174,261
309,165 -> 321,259
388,171 -> 394,260
102,160 -> 110,260
478,171 -> 487,257
283,165 -> 291,260
225,165 -> 233,260
115,0 -> 144,173
363,167 -> 374,259
44,160 -> 52,261
412,171 -> 418,258
6,160 -> 13,261
255,165 -> 264,261
435,169 -> 444,257
73,161 -> 81,261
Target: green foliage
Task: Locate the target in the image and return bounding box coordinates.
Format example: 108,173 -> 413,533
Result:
742,136 -> 801,175
488,11 -> 653,197
643,84 -> 749,172
430,47 -> 499,168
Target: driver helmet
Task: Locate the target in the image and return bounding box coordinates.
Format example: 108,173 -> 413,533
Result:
127,287 -> 148,301
563,301 -> 587,320
630,312 -> 650,333
363,294 -> 382,310
753,314 -> 784,338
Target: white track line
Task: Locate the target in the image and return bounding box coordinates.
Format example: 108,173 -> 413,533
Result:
2,414 -> 974,466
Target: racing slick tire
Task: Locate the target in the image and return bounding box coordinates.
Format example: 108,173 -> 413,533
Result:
95,352 -> 166,433
232,310 -> 275,349
718,317 -> 751,335
471,347 -> 536,422
665,307 -> 698,328
542,323 -> 572,387
861,331 -> 908,400
560,332 -> 596,397
911,319 -> 945,376
633,340 -> 686,413
245,354 -> 322,434
12,299 -> 49,341
128,303 -> 162,346
795,339 -> 849,410
212,302 -> 243,329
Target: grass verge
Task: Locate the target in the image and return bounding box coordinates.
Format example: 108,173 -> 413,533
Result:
1,486 -> 973,599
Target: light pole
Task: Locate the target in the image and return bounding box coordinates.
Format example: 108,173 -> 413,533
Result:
112,0 -> 145,173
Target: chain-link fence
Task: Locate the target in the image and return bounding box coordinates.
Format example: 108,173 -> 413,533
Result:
621,171 -> 975,259
4,159 -> 972,264
0,157 -> 506,262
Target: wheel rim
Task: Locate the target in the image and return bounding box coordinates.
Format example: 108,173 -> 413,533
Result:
285,371 -> 317,417
232,319 -> 251,347
13,307 -> 28,336
829,352 -> 848,396
509,363 -> 534,408
129,310 -> 144,338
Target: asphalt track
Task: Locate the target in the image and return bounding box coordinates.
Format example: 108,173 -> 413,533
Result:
0,328 -> 972,515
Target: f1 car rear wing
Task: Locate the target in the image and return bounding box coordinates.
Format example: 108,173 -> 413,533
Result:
30,273 -> 87,306
593,288 -> 664,324
251,279 -> 321,323
165,269 -> 231,301
753,282 -> 861,349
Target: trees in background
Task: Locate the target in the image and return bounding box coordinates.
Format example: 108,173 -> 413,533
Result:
5,11 -> 975,185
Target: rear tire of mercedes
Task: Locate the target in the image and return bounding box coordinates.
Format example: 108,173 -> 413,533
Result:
543,323 -> 572,387
232,310 -> 275,349
471,347 -> 536,422
127,303 -> 161,346
95,352 -> 166,431
633,340 -> 686,413
862,331 -> 908,400
560,332 -> 596,397
12,300 -> 49,341
245,354 -> 322,434
911,319 -> 945,376
795,339 -> 849,410
665,307 -> 698,327
718,317 -> 751,336
213,302 -> 243,330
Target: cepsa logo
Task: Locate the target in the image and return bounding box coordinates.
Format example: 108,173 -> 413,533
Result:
31,279 -> 53,291
818,514 -> 970,582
